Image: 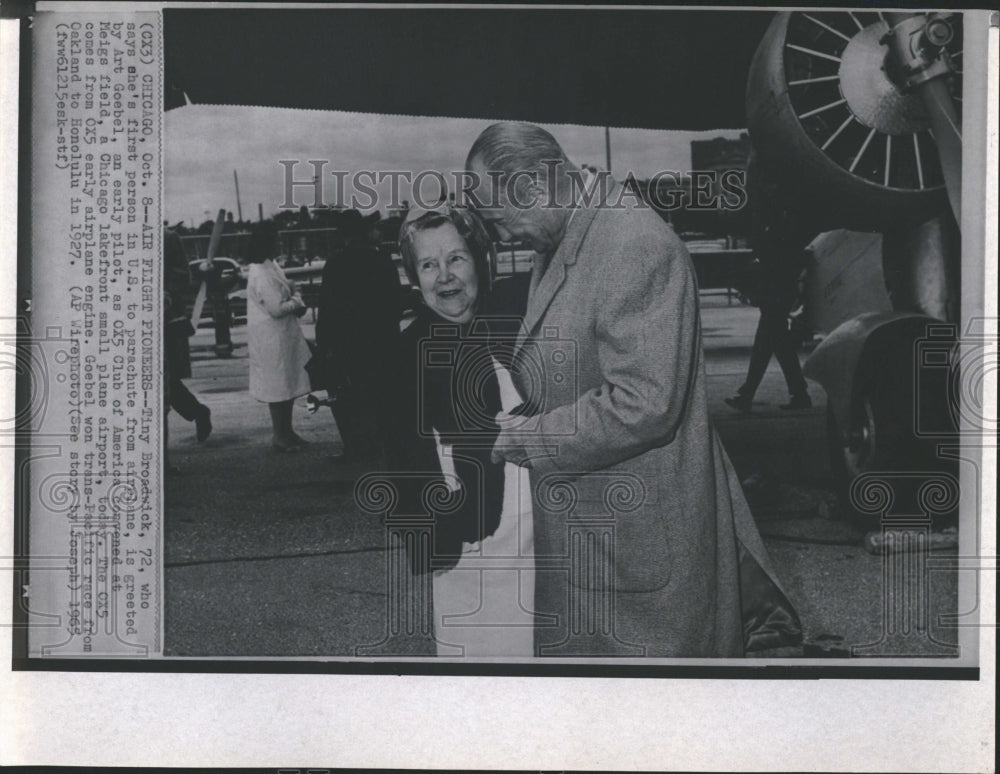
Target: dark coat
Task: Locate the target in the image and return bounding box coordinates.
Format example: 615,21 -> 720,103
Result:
386,275 -> 531,574
314,240 -> 401,392
164,229 -> 194,381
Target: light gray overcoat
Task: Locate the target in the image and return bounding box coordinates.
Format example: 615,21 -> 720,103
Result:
499,187 -> 794,657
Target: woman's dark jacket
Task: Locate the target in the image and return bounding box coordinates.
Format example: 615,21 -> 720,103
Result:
385,274 -> 530,575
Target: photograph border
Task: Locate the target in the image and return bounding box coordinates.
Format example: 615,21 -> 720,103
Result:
1,2 -> 996,769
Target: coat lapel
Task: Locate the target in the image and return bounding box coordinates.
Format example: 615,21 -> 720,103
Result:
514,191 -> 604,353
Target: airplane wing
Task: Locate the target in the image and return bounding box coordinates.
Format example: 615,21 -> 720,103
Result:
163,8 -> 774,131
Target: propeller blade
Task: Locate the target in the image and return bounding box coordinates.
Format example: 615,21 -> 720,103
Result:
920,77 -> 962,223
189,281 -> 209,333
205,208 -> 226,263
190,209 -> 227,328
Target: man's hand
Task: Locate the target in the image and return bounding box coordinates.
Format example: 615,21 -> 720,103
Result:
491,411 -> 530,467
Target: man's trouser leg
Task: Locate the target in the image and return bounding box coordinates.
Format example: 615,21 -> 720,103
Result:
738,309 -> 777,398
169,377 -> 206,422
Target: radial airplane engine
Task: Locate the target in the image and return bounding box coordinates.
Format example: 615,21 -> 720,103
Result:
744,11 -> 963,523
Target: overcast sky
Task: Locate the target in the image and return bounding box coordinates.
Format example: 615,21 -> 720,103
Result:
164,104 -> 745,226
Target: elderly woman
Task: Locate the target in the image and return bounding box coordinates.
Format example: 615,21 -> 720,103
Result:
389,205 -> 533,658
246,239 -> 312,451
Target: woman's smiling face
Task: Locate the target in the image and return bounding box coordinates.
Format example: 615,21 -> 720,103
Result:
413,222 -> 480,323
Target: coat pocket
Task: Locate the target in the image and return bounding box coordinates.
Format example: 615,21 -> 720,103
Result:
534,468 -> 671,593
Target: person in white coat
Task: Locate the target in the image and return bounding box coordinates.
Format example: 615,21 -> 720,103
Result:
246,246 -> 312,451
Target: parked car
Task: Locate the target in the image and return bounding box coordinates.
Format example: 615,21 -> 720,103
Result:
185,257 -> 248,326
187,256 -> 244,291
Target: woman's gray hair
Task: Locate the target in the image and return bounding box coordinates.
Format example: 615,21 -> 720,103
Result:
397,205 -> 496,292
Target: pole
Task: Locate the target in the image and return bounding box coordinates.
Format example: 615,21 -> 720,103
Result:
604,126 -> 612,173
233,169 -> 243,223
258,202 -> 263,222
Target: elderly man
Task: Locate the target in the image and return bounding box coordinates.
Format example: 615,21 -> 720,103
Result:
465,122 -> 800,657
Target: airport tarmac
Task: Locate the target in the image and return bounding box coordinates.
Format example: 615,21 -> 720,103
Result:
164,297 -> 961,659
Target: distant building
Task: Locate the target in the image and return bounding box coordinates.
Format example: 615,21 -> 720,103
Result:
631,133 -> 752,244
690,132 -> 751,173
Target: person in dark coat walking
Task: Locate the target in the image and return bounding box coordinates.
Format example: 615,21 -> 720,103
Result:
314,210 -> 403,465
725,152 -> 812,414
725,259 -> 811,413
164,229 -> 212,464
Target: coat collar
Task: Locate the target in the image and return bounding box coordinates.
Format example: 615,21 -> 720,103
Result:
515,181 -> 612,352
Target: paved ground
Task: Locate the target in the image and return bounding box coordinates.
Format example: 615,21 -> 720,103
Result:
164,297 -> 960,658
